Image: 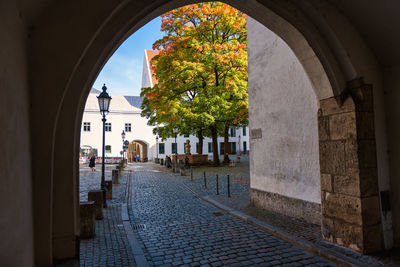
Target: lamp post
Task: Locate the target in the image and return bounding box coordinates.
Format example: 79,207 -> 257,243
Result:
121,130 -> 126,162
97,84 -> 111,208
156,135 -> 159,160
124,140 -> 129,163
173,126 -> 178,171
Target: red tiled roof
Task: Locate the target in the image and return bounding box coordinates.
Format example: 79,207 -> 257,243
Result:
145,50 -> 159,86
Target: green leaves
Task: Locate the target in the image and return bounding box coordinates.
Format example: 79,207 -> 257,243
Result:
141,2 -> 248,141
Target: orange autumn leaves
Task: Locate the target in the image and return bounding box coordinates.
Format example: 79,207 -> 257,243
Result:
141,2 -> 248,138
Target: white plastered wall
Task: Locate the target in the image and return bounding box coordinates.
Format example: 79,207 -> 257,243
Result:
248,17 -> 320,204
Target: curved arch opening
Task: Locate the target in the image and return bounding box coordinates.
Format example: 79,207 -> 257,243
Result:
46,1 -> 382,263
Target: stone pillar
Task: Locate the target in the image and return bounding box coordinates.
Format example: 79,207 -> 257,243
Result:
318,81 -> 382,253
116,165 -> 121,177
79,201 -> 95,238
105,181 -> 112,200
112,169 -> 119,184
88,190 -> 103,220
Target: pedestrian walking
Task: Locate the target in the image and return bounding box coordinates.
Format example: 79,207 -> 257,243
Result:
89,154 -> 96,171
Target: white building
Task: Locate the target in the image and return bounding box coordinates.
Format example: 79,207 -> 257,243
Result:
80,88 -> 155,160
80,50 -> 249,161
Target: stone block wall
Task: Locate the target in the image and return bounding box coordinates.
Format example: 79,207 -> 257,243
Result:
250,189 -> 321,225
319,83 -> 382,253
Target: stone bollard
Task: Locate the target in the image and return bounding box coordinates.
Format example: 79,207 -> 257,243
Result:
80,201 -> 95,238
160,158 -> 164,165
155,158 -> 160,164
180,163 -> 186,176
88,190 -> 103,220
112,169 -> 119,184
105,181 -> 112,200
116,165 -> 122,177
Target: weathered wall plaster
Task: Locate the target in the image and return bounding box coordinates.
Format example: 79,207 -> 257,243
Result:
248,17 -> 321,206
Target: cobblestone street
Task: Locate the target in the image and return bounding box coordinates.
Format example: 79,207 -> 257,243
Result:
128,163 -> 334,267
80,166 -> 136,267
79,162 -> 399,267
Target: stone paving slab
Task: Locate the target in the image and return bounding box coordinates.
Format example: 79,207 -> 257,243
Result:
127,164 -> 335,267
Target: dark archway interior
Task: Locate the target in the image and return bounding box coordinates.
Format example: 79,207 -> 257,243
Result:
1,0 -> 398,265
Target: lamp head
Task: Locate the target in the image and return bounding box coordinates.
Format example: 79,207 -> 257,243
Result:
97,84 -> 112,115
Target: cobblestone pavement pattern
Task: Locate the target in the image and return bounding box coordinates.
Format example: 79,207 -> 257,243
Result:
163,158 -> 398,266
80,166 -> 137,267
128,164 -> 335,267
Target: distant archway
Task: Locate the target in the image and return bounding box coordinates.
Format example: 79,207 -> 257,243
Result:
128,140 -> 149,162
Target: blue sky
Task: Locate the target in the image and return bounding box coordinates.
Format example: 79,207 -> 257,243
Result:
93,17 -> 164,96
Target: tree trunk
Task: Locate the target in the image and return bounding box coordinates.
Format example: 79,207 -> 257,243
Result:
210,124 -> 220,166
197,129 -> 203,154
223,125 -> 230,164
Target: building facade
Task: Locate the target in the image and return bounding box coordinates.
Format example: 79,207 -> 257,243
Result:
80,50 -> 250,161
80,89 -> 155,160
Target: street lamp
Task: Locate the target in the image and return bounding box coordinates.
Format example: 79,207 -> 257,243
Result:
173,126 -> 178,171
156,135 -> 159,160
121,130 -> 126,162
97,84 -> 111,208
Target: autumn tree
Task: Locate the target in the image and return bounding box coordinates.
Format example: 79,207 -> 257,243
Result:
141,2 -> 248,165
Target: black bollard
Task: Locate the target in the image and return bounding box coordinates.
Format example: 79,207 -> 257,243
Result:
190,166 -> 193,181
204,171 -> 207,189
216,174 -> 219,195
227,174 -> 231,197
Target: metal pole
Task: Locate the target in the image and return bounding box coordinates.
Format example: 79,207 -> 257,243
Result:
227,174 -> 230,198
204,171 -> 207,189
175,134 -> 177,172
101,115 -> 107,208
122,136 -> 125,162
216,174 -> 219,195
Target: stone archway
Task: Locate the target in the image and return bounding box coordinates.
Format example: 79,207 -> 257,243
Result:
128,140 -> 149,162
26,0 -> 386,264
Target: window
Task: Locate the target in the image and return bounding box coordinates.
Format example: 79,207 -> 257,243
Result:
83,122 -> 90,132
105,145 -> 111,154
125,123 -> 131,132
243,127 -> 246,136
243,141 -> 247,153
159,143 -> 165,154
105,123 -> 112,132
208,142 -> 213,153
231,142 -> 237,154
172,143 -> 177,154
230,128 -> 236,137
